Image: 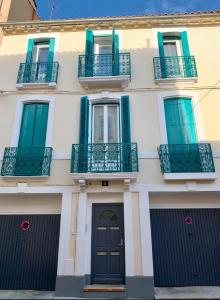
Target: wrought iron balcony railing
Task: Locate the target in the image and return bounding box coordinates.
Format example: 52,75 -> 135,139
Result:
153,56 -> 197,80
78,53 -> 131,78
71,143 -> 138,173
17,62 -> 59,84
158,143 -> 215,173
1,147 -> 53,176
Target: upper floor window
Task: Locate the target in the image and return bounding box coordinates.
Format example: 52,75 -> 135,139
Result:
16,38 -> 59,86
32,41 -> 50,63
154,31 -> 197,80
92,104 -> 119,144
163,35 -> 182,57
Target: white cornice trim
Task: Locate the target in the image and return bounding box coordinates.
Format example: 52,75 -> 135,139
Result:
2,12 -> 220,34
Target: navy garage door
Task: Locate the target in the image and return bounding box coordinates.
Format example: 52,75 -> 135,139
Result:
150,209 -> 220,286
0,214 -> 60,290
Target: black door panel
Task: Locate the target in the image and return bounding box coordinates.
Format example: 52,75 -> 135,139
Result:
91,204 -> 125,284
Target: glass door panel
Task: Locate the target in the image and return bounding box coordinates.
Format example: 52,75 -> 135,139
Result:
92,104 -> 120,171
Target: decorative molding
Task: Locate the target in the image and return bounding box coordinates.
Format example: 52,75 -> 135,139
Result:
2,13 -> 220,35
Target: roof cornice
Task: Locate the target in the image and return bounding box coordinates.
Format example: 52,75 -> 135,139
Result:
1,12 -> 220,35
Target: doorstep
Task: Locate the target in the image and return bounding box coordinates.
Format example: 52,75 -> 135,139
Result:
155,286 -> 220,299
83,284 -> 126,292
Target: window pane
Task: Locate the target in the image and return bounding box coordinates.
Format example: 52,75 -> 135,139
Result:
108,106 -> 118,143
164,42 -> 178,57
93,106 -> 104,143
38,47 -> 49,62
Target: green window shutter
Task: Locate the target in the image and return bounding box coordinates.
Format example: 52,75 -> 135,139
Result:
180,31 -> 190,56
78,96 -> 89,172
157,32 -> 166,78
121,96 -> 131,172
31,104 -> 49,147
16,103 -> 49,176
157,32 -> 165,57
18,103 -> 49,148
164,98 -> 197,145
180,31 -> 192,76
46,38 -> 55,81
18,104 -> 36,148
48,38 -> 55,62
25,39 -> 34,63
85,30 -> 94,77
112,29 -> 119,76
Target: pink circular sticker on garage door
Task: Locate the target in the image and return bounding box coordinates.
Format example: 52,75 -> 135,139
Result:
20,220 -> 31,231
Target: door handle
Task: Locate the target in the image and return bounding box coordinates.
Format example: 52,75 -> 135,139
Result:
118,238 -> 124,247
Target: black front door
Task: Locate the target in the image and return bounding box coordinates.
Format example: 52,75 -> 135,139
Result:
91,203 -> 125,284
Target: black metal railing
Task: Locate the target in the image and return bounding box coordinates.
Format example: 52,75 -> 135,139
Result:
158,143 -> 215,173
71,143 -> 138,173
153,56 -> 197,80
17,62 -> 59,84
78,53 -> 131,77
1,147 -> 53,176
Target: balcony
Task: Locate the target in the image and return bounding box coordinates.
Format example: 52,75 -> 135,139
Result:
71,143 -> 138,183
158,143 -> 216,180
78,53 -> 131,88
1,147 -> 53,177
16,62 -> 59,89
153,56 -> 197,83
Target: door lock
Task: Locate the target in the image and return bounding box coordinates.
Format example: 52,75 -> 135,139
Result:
118,238 -> 124,247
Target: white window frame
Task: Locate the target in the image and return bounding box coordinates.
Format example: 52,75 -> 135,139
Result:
157,91 -> 205,144
92,104 -> 120,144
163,38 -> 183,57
152,27 -> 187,56
25,32 -> 60,62
87,92 -> 125,145
32,43 -> 50,63
10,95 -> 55,148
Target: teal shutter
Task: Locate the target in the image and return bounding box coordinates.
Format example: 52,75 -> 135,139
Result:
157,32 -> 166,78
112,29 -> 119,76
157,32 -> 165,57
121,96 -> 131,172
25,39 -> 34,63
24,39 -> 34,82
180,31 -> 192,77
85,30 -> 94,77
180,31 -> 190,56
16,103 -> 49,176
78,97 -> 89,172
164,98 -> 197,145
46,38 -> 55,82
48,38 -> 55,62
164,98 -> 199,172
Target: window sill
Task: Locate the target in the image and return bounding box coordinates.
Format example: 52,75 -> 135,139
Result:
78,75 -> 130,89
163,172 -> 217,180
16,82 -> 57,89
155,77 -> 198,85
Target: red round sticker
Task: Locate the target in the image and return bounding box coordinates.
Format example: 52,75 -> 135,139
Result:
20,220 -> 31,231
185,217 -> 192,225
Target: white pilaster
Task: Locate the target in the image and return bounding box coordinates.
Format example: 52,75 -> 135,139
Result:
139,192 -> 154,276
123,191 -> 135,276
57,191 -> 74,276
75,192 -> 87,275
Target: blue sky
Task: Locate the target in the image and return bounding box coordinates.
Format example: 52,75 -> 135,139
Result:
36,0 -> 220,20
